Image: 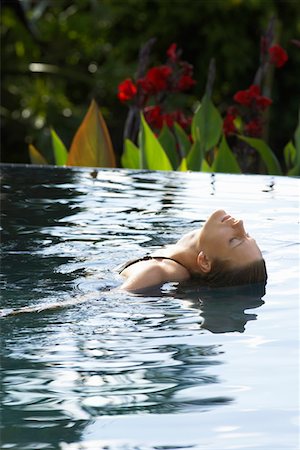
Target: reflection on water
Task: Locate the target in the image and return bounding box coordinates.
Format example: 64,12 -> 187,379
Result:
175,282 -> 266,333
1,165 -> 299,450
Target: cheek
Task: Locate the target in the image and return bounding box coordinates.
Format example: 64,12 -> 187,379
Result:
202,227 -> 224,250
206,232 -> 230,257
204,226 -> 227,243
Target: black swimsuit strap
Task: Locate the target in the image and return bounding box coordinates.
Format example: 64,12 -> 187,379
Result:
117,255 -> 188,274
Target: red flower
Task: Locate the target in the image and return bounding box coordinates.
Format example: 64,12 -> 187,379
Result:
269,45 -> 288,68
176,74 -> 196,91
248,85 -> 260,97
256,95 -> 272,110
161,113 -> 174,127
136,78 -> 152,98
167,43 -> 178,62
143,65 -> 172,94
244,119 -> 263,137
144,105 -> 163,129
234,85 -> 259,106
117,78 -> 137,102
234,89 -> 252,106
118,44 -> 196,136
233,84 -> 272,110
223,113 -> 237,136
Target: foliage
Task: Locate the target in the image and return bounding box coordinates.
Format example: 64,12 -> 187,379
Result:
27,27 -> 298,176
29,100 -> 116,168
139,113 -> 173,171
120,101 -> 285,175
284,110 -> 300,176
1,0 -> 300,167
32,95 -> 300,176
66,99 -> 115,167
115,28 -> 294,175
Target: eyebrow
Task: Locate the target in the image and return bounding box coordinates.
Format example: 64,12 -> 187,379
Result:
233,236 -> 255,249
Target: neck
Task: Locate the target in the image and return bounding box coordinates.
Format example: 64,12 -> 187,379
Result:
153,229 -> 202,275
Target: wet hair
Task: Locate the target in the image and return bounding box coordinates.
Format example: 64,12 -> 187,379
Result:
194,258 -> 267,288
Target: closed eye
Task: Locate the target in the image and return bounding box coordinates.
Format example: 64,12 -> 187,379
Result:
230,233 -> 250,244
229,237 -> 240,244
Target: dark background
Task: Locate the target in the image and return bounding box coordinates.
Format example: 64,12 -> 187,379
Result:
1,0 -> 299,166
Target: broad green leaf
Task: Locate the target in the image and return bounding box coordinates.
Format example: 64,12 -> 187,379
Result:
201,159 -> 213,172
67,99 -> 116,167
294,109 -> 300,154
173,122 -> 191,157
212,136 -> 241,174
177,157 -> 188,171
186,138 -> 203,171
140,114 -> 173,171
50,127 -> 68,165
283,141 -> 296,168
238,135 -> 282,175
288,109 -> 300,176
28,144 -> 48,165
288,163 -> 300,176
158,124 -> 179,169
121,139 -> 140,169
191,103 -> 201,142
191,94 -> 223,152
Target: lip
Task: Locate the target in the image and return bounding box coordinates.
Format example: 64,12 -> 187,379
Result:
221,214 -> 231,223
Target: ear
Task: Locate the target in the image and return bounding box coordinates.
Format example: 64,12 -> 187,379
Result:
197,251 -> 212,273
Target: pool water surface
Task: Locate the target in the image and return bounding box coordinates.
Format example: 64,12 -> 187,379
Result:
1,165 -> 299,450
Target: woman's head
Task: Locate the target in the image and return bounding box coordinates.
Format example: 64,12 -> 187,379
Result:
192,209 -> 267,287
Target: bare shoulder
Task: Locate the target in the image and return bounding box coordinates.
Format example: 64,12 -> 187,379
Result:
120,258 -> 189,292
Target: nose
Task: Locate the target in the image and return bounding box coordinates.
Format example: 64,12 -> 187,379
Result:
232,219 -> 247,235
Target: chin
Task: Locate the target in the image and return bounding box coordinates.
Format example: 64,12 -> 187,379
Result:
207,210 -> 227,222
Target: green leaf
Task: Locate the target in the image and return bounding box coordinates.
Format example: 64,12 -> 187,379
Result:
28,144 -> 48,165
140,114 -> 173,171
121,139 -> 140,169
288,109 -> 300,176
201,159 -> 213,172
294,109 -> 300,154
288,163 -> 300,176
283,141 -> 296,168
173,122 -> 191,157
238,135 -> 282,175
186,138 -> 203,171
212,136 -> 241,174
158,124 -> 179,169
177,157 -> 188,171
67,99 -> 116,167
191,94 -> 223,153
50,127 -> 68,166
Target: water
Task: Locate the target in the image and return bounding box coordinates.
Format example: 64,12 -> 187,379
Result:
1,165 -> 299,450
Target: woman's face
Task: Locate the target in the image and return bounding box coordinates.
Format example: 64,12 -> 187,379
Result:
199,210 -> 262,268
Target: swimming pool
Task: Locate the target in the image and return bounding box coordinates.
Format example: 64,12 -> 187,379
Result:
1,165 -> 299,450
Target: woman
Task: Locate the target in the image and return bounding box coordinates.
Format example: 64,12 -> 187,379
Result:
118,209 -> 267,292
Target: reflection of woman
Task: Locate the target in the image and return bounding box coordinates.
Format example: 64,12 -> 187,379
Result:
177,282 -> 266,334
118,210 -> 267,292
